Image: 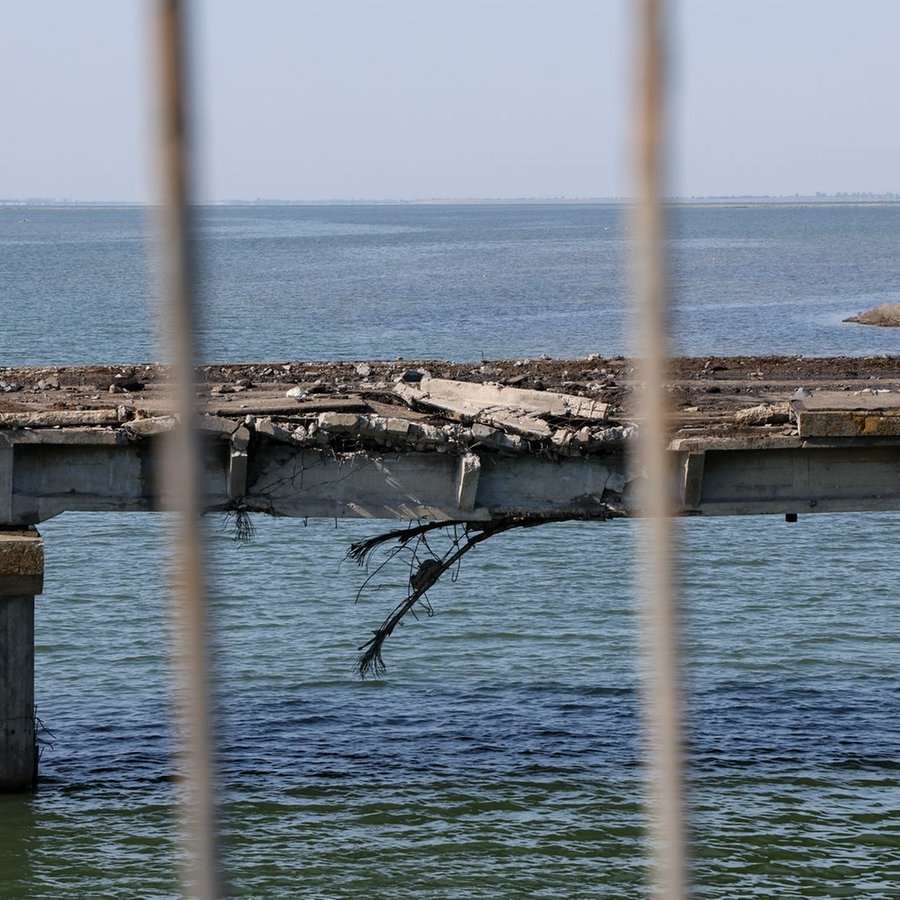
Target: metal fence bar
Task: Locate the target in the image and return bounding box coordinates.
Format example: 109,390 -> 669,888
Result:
155,1 -> 222,896
631,1 -> 689,897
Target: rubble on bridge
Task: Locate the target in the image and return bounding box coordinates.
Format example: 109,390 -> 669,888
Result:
3,355 -> 900,455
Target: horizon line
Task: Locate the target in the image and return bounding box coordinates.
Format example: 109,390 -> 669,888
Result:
3,191 -> 900,208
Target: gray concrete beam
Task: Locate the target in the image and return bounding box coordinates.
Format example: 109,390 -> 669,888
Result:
243,446 -> 630,521
682,444 -> 900,516
3,425 -> 900,526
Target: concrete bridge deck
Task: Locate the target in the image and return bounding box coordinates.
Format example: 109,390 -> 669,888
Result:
2,354 -> 900,525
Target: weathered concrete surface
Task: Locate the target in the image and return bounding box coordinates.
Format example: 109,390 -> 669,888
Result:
791,390 -> 900,437
0,529 -> 43,792
0,528 -> 44,596
673,439 -> 900,516
2,356 -> 900,525
242,445 -> 629,521
799,410 -> 900,438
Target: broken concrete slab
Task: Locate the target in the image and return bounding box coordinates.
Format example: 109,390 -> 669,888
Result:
394,376 -> 608,439
396,377 -> 608,419
733,402 -> 791,427
123,416 -> 177,436
470,423 -> 526,454
0,409 -> 125,428
252,417 -> 301,445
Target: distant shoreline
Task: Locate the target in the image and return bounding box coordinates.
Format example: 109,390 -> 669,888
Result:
3,194 -> 900,209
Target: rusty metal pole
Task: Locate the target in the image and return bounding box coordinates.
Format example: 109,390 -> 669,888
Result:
154,1 -> 221,896
631,0 -> 689,897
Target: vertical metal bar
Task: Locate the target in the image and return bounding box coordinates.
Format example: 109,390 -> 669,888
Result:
154,1 -> 221,896
630,1 -> 689,897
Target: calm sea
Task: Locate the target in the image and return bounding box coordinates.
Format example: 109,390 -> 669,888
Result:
1,203 -> 899,897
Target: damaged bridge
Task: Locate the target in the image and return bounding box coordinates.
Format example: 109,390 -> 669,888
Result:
3,356 -> 900,526
1,373 -> 631,525
4,355 -> 900,787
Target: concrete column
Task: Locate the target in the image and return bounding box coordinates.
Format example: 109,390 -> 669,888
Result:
0,528 -> 43,792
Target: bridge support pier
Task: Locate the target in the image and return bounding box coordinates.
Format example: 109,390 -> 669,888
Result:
0,529 -> 43,792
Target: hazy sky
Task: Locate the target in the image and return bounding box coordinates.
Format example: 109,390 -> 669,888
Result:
4,1 -> 899,202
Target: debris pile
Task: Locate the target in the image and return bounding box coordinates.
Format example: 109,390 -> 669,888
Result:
4,355 -> 900,449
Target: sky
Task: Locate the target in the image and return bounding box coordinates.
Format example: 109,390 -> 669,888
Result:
3,0 -> 899,203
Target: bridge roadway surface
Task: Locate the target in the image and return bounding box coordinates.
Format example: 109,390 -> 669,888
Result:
2,354 -> 900,525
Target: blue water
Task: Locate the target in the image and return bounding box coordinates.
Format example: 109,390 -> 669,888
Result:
3,202 -> 900,364
1,203 -> 899,897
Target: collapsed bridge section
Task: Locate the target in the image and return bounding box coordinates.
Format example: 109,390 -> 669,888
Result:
3,362 -> 900,524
